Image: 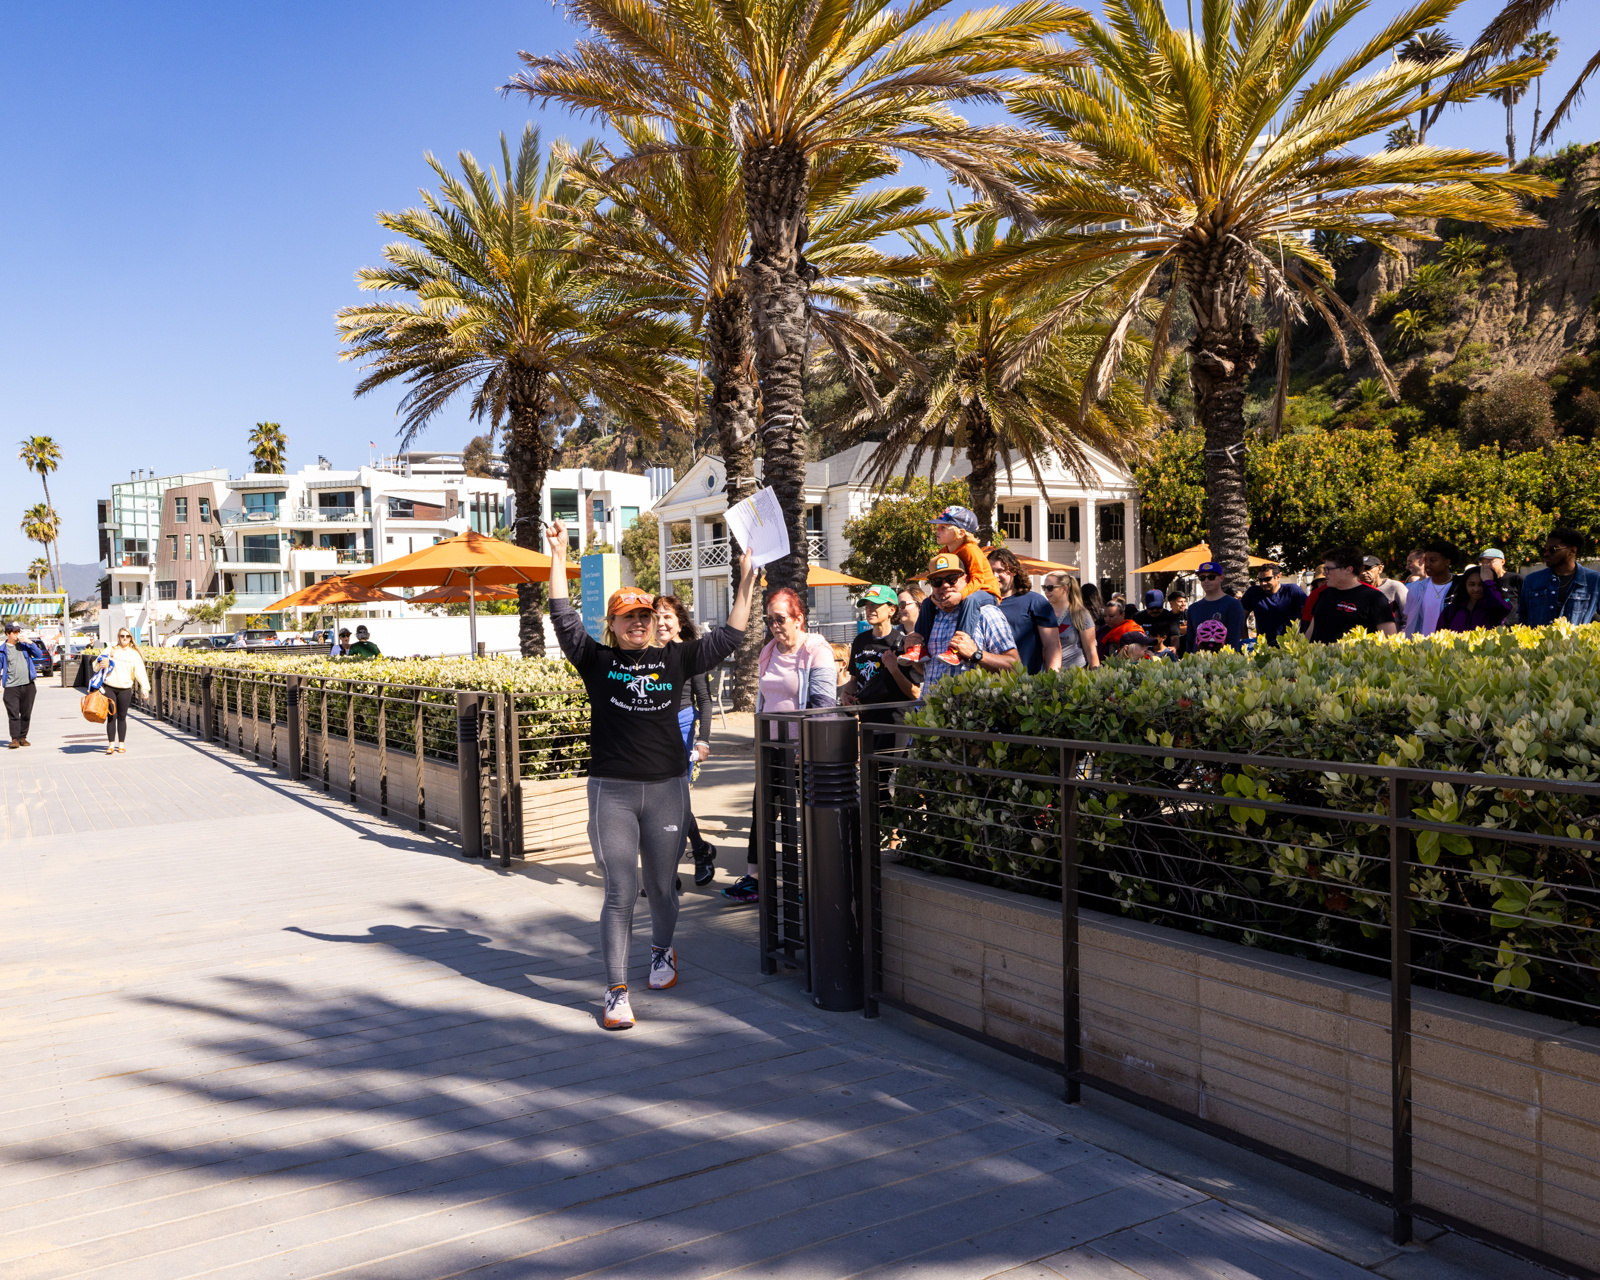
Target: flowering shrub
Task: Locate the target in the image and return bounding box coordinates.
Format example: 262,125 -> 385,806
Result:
144,649 -> 588,775
903,624 -> 1600,1022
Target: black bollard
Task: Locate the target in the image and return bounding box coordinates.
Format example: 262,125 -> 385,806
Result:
287,677 -> 303,781
457,691 -> 484,858
802,714 -> 863,1011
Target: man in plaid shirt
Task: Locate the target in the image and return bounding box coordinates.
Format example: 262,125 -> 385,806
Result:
919,550 -> 1020,700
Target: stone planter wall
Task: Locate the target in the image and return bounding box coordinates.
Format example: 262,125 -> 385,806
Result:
880,861 -> 1600,1270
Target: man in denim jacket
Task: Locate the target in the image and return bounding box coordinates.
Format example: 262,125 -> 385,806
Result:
1518,528 -> 1600,627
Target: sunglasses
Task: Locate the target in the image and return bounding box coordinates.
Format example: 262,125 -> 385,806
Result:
1197,573 -> 1220,581
928,575 -> 963,589
765,613 -> 798,625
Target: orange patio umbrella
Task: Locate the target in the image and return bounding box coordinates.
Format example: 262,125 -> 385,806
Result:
406,582 -> 522,603
806,565 -> 870,588
263,578 -> 405,612
1135,542 -> 1274,573
341,530 -> 579,657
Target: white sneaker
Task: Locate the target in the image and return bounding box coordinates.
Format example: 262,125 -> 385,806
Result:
603,984 -> 635,1030
649,945 -> 677,990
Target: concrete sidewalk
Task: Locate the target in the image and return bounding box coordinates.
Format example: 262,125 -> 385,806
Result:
0,684 -> 1567,1279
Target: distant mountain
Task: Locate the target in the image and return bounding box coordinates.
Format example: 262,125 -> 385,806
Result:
0,562 -> 104,601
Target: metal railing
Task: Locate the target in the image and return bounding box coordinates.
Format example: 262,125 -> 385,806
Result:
139,661 -> 590,866
753,705 -> 1600,1279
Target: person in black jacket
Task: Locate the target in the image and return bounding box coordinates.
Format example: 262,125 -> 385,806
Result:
546,518 -> 756,1031
654,595 -> 720,886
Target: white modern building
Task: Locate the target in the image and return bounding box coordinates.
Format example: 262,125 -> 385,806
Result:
540,467 -> 666,555
650,442 -> 1142,639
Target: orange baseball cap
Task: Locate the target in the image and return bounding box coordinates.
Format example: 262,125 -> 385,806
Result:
607,586 -> 656,616
926,551 -> 965,578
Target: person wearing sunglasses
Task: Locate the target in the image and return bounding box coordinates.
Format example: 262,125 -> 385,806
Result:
1176,562 -> 1246,655
93,629 -> 151,753
3,621 -> 48,748
723,584 -> 841,904
1241,562 -> 1307,647
546,517 -> 756,1031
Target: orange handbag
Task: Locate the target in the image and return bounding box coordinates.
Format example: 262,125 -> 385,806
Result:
80,690 -> 111,723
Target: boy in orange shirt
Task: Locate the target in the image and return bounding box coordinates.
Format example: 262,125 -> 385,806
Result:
908,505 -> 1005,666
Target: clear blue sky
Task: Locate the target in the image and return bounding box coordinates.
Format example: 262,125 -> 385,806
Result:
2,0 -> 1596,569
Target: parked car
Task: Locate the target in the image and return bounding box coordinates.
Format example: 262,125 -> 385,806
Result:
226,629 -> 280,649
176,635 -> 232,650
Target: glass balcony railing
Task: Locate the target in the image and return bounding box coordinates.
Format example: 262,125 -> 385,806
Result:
213,548 -> 283,565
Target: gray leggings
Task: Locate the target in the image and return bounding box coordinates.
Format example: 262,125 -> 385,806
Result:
588,775 -> 689,987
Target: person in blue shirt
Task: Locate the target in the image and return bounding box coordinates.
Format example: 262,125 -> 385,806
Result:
1178,562 -> 1248,653
988,547 -> 1062,674
1240,562 -> 1308,645
1518,527 -> 1600,627
2,621 -> 48,748
920,552 -> 1019,700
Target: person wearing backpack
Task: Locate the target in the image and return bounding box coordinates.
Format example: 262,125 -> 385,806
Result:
3,621 -> 48,748
93,629 -> 151,754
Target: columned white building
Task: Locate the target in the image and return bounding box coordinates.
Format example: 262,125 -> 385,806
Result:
651,443 -> 1142,639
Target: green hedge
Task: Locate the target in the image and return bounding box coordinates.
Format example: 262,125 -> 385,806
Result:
903,624 -> 1600,1023
144,650 -> 589,776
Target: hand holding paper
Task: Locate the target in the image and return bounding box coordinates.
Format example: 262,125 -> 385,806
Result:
724,486 -> 791,569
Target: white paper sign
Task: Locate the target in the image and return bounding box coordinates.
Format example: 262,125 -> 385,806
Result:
724,485 -> 791,570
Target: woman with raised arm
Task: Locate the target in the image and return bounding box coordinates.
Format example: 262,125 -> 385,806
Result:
546,518 -> 756,1031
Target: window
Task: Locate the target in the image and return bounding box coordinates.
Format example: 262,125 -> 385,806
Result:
593,498 -> 606,523
303,572 -> 316,587
1100,502 -> 1125,542
169,534 -> 179,561
621,506 -> 639,529
244,572 -> 279,594
242,535 -> 278,563
244,491 -> 283,516
174,496 -> 188,521
805,505 -> 824,532
385,536 -> 393,544
318,491 -> 354,509
185,580 -> 194,600
387,497 -> 414,519
185,534 -> 192,560
1048,510 -> 1066,541
550,489 -> 579,522
198,497 -> 211,523
999,506 -> 1022,539
156,580 -> 177,600
1069,506 -> 1081,543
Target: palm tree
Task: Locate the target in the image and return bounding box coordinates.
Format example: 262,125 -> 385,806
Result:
1524,32 -> 1560,152
28,557 -> 50,592
508,0 -> 1084,599
21,505 -> 60,591
1494,76 -> 1529,165
248,422 -> 287,473
840,218 -> 1154,542
565,122 -> 930,704
18,435 -> 62,592
337,125 -> 696,655
977,0 -> 1551,587
1398,29 -> 1460,143
1436,5 -> 1587,148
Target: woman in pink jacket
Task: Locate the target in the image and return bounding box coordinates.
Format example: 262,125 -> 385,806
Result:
722,586 -> 838,903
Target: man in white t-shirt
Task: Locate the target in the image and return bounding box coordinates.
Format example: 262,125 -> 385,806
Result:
1404,542 -> 1458,637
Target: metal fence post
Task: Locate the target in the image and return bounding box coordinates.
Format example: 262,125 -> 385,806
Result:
414,689 -> 427,832
1390,773 -> 1414,1246
200,669 -> 214,742
1061,747 -> 1082,1104
859,716 -> 880,1019
755,717 -> 776,975
457,691 -> 483,858
495,692 -> 511,868
287,676 -> 302,780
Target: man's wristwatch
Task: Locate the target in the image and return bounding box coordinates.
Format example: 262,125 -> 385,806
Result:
972,647 -> 985,665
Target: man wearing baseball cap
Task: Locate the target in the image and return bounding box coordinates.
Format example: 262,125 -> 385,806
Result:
1177,561 -> 1246,654
920,551 -> 1018,699
1358,555 -> 1407,632
907,505 -> 1004,666
842,585 -> 919,721
3,620 -> 48,748
1478,547 -> 1522,619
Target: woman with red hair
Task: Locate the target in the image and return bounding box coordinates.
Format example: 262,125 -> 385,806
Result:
723,586 -> 838,903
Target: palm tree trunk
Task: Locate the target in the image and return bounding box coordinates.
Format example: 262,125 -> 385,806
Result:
505,364 -> 553,657
964,408 -> 1000,546
1506,97 -> 1517,165
1185,261 -> 1260,592
706,284 -> 763,711
38,475 -> 61,594
743,142 -> 812,603
1418,79 -> 1429,144
1532,78 -> 1543,154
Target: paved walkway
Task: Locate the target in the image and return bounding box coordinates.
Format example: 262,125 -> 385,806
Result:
0,685 -> 1563,1279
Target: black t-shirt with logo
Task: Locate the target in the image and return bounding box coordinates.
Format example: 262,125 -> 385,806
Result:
1310,585 -> 1395,643
552,599 -> 743,780
849,626 -> 909,723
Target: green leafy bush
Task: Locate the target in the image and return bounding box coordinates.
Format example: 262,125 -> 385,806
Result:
901,626 -> 1600,1021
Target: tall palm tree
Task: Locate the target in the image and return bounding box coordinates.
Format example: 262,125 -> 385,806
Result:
1398,28 -> 1460,143
566,122 -> 931,704
1436,4 -> 1588,148
841,217 -> 1154,542
1494,75 -> 1530,164
247,422 -> 287,473
508,0 -> 1085,599
28,557 -> 50,593
18,435 -> 62,592
21,505 -> 60,592
975,0 -> 1551,588
1524,31 -> 1561,151
337,125 -> 695,655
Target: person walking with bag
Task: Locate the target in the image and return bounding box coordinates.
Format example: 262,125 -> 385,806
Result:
94,629 -> 150,754
546,518 -> 755,1031
654,594 -> 721,887
3,621 -> 48,748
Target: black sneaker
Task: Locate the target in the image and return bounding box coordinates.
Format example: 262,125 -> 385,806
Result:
692,844 -> 717,887
721,874 -> 758,903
